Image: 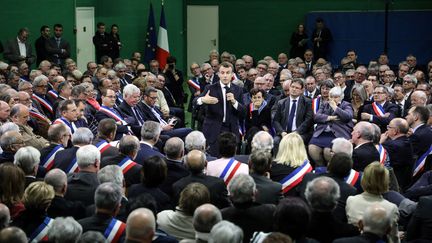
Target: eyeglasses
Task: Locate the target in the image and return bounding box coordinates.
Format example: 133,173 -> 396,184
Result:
373,91 -> 385,95
148,96 -> 158,100
403,80 -> 414,83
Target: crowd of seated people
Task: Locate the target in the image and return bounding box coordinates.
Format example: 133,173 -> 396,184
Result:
1,24 -> 432,242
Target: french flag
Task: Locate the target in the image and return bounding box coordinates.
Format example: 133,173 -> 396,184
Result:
156,3 -> 170,69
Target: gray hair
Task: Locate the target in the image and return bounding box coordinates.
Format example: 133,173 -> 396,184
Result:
123,84 -> 140,98
114,62 -> 126,71
331,138 -> 353,156
44,169 -> 67,193
13,146 -> 40,175
119,135 -> 140,156
193,204 -> 222,234
209,220 -> 243,243
305,177 -> 340,212
0,122 -> 19,137
76,145 -> 100,168
0,131 -> 20,150
0,227 -> 27,243
251,131 -> 273,153
404,74 -> 418,85
32,75 -> 49,87
72,127 -> 94,145
141,121 -> 161,141
98,165 -> 124,187
47,217 -> 83,243
228,174 -> 256,204
357,121 -> 374,141
71,84 -> 87,98
329,86 -> 343,99
362,203 -> 392,236
185,131 -> 206,152
164,137 -> 184,159
78,231 -> 106,243
17,80 -> 32,91
94,182 -> 123,211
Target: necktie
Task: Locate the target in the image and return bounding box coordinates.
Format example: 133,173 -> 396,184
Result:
307,63 -> 311,71
152,107 -> 167,126
286,100 -> 297,132
132,107 -> 143,126
56,38 -> 61,48
224,86 -> 230,122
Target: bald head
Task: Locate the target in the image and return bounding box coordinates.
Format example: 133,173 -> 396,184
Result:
0,227 -> 27,243
411,90 -> 427,106
193,203 -> 222,234
186,150 -> 206,174
126,208 -> 155,243
44,169 -> 67,194
361,203 -> 391,236
0,101 -> 10,122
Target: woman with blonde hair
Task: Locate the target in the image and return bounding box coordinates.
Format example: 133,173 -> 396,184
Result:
270,132 -> 312,196
346,162 -> 399,243
351,84 -> 370,123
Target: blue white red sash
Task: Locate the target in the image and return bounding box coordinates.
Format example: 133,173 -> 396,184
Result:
104,218 -> 126,243
377,144 -> 388,165
249,100 -> 267,119
413,145 -> 432,177
54,117 -> 77,134
29,216 -> 53,242
219,158 -> 242,185
118,157 -> 137,174
96,140 -> 112,154
187,78 -> 201,91
312,95 -> 321,114
66,157 -> 79,173
280,160 -> 312,194
29,107 -> 51,123
32,94 -> 53,114
99,106 -> 127,125
344,169 -> 361,186
372,102 -> 385,117
41,144 -> 64,170
47,89 -> 59,100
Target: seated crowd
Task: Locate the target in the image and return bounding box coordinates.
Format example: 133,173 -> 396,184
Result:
0,26 -> 432,242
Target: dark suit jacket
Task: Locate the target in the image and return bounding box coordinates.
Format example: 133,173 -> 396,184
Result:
78,212 -> 125,241
333,232 -> 388,243
94,108 -> 130,140
313,101 -> 354,139
65,171 -> 100,206
45,36 -> 71,66
362,101 -> 398,131
134,143 -> 164,165
406,195 -> 432,241
35,36 -> 49,65
195,82 -> 245,144
343,80 -> 355,102
47,195 -> 86,220
383,136 -> 414,190
92,32 -> 113,63
172,173 -> 231,209
307,211 -> 359,243
272,95 -> 313,137
3,37 -> 35,65
139,102 -> 164,123
352,142 -> 380,171
118,101 -> 145,137
128,184 -> 173,212
53,146 -> 79,173
410,124 -> 432,161
251,173 -> 282,205
101,154 -> 142,187
221,202 -> 276,243
245,102 -> 272,133
92,137 -> 119,160
159,159 -> 190,197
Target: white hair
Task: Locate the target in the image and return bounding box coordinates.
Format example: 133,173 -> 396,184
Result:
209,220 -> 243,243
14,146 -> 40,175
32,74 -> 49,86
72,127 -> 94,145
329,86 -> 343,98
123,84 -> 140,98
98,165 -> 124,187
251,131 -> 273,153
185,131 -> 206,152
76,145 -> 100,168
0,122 -> 19,137
331,138 -> 353,156
47,217 -> 83,243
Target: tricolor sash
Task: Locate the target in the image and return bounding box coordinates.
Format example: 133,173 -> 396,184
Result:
29,217 -> 53,243
312,96 -> 321,114
99,106 -> 127,125
344,169 -> 361,186
32,94 -> 53,114
66,157 -> 79,174
104,218 -> 126,243
118,157 -> 137,174
47,89 -> 59,100
54,117 -> 77,134
413,145 -> 432,177
372,102 -> 385,117
377,144 -> 388,165
29,108 -> 51,123
280,160 -> 312,194
41,144 -> 64,170
249,100 -> 267,119
219,158 -> 242,185
96,140 -> 112,154
187,78 -> 201,91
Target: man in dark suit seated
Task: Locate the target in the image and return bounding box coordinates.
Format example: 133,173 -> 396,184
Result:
194,62 -> 246,157
40,124 -> 69,172
406,105 -> 432,179
135,121 -> 164,165
304,76 -> 320,98
54,127 -> 94,174
361,85 -> 398,132
221,174 -> 275,242
0,131 -> 24,164
351,121 -> 380,171
160,137 -> 190,197
380,118 -> 414,191
78,182 -> 126,242
92,118 -> 119,160
173,150 -> 230,209
64,144 -> 100,206
118,84 -> 145,137
249,150 -> 282,205
101,135 -> 142,187
272,78 -> 313,150
45,169 -> 86,219
334,204 -> 391,243
140,87 -> 192,140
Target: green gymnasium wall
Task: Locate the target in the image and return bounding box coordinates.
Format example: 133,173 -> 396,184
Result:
0,0 -> 430,72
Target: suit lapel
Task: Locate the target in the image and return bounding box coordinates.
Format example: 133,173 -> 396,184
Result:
296,97 -> 304,126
